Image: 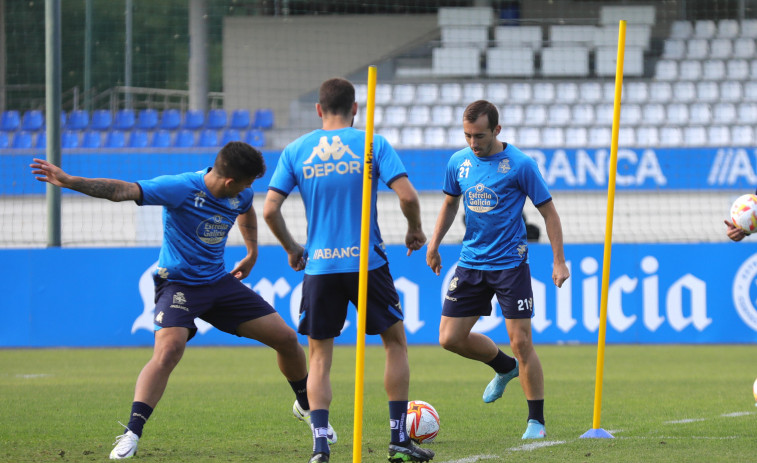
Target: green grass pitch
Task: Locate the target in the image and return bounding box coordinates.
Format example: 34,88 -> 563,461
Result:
1,344 -> 756,462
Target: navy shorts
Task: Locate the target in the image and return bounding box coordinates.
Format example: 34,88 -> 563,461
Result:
298,264 -> 404,340
153,273 -> 276,340
442,262 -> 534,320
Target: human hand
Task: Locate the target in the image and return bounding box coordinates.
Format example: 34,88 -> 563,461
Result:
724,219 -> 747,242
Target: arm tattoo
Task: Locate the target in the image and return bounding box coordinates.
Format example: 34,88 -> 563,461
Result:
69,178 -> 136,202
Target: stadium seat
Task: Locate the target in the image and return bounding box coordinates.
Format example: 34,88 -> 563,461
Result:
523,105 -> 547,126
670,20 -> 693,39
500,104 -> 524,126
11,131 -> 33,148
439,83 -> 463,104
516,127 -> 541,147
128,130 -> 149,148
679,60 -> 703,80
666,103 -> 689,125
374,84 -> 392,105
486,48 -> 534,77
702,60 -> 726,80
433,47 -> 481,77
689,103 -> 712,125
445,126 -> 462,146
578,82 -> 602,103
499,126 -> 517,143
462,82 -> 486,102
709,39 -> 733,59
588,127 -> 611,147
392,84 -> 416,105
486,83 -> 509,104
229,109 -> 251,130
541,127 -> 565,148
356,106 -> 383,127
594,104 -> 614,125
252,108 -> 274,130
707,126 -> 730,146
649,82 -> 673,103
733,38 -> 756,58
726,59 -> 749,80
113,109 -> 136,130
636,126 -> 660,147
90,109 -> 112,131
672,82 -> 696,102
415,84 -> 440,105
493,25 -> 542,49
174,129 -> 196,147
105,130 -> 127,148
35,132 -> 46,148
694,20 -> 717,39
407,106 -> 431,126
654,60 -> 678,80
354,84 -> 368,104
423,127 -> 447,147
737,103 -> 757,124
81,130 -> 102,148
383,106 -> 407,127
541,47 -> 589,77
618,127 -> 636,146
400,127 -> 423,147
565,127 -> 588,147
509,82 -> 533,104
441,25 -> 489,50
245,129 -> 265,147
659,127 -> 683,146
66,110 -> 89,130
570,104 -> 595,126
206,109 -> 227,130
136,109 -> 159,130
61,130 -> 79,148
732,126 -> 755,145
430,105 -> 454,126
220,129 -> 242,145
532,83 -> 556,103
686,38 -> 709,59
21,110 -> 44,131
641,103 -> 666,126
548,104 -> 571,126
662,39 -> 686,59
182,110 -> 205,130
0,110 -> 20,132
719,82 -> 743,102
696,81 -> 719,102
744,82 -> 757,101
555,82 -> 579,103
0,132 -> 9,148
741,19 -> 757,38
620,104 -> 642,125
151,129 -> 173,148
717,19 -> 739,39
198,129 -> 218,147
625,82 -> 649,103
159,109 -> 181,130
379,127 -> 400,146
683,126 -> 707,147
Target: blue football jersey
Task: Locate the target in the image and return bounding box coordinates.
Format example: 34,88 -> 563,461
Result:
268,127 -> 407,275
443,144 -> 552,270
137,167 -> 254,284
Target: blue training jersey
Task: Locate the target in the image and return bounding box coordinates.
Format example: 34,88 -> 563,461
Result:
136,167 -> 254,284
268,127 -> 407,275
443,143 -> 552,270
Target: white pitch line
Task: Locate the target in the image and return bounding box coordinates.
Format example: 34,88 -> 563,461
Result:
721,411 -> 755,417
664,418 -> 706,424
436,455 -> 499,463
509,440 -> 567,451
15,373 -> 52,379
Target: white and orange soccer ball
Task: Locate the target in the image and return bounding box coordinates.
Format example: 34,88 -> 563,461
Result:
730,194 -> 757,235
406,400 -> 440,444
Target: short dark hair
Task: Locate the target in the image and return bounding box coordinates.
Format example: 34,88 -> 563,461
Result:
319,78 -> 355,118
463,100 -> 499,130
213,141 -> 266,181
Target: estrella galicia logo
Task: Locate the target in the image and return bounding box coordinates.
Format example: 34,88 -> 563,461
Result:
465,183 -> 498,213
732,252 -> 757,331
196,214 -> 233,244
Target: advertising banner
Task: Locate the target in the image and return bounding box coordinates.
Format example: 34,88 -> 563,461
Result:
2,243 -> 757,347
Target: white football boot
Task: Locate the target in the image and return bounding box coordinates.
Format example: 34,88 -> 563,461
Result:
293,400 -> 338,444
109,429 -> 139,459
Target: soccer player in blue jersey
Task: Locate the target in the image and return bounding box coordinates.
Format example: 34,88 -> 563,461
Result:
426,100 -> 570,440
263,77 -> 434,463
30,142 -> 333,459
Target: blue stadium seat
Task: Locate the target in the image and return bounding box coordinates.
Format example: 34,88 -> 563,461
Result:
183,110 -> 205,130
1,110 -> 20,131
59,111 -> 67,129
67,110 -> 89,130
245,129 -> 265,147
113,109 -> 136,130
91,109 -> 112,131
22,110 -> 44,131
206,109 -> 227,130
81,130 -> 102,148
151,130 -> 173,148
198,129 -> 218,147
62,130 -> 79,148
159,109 -> 181,130
105,130 -> 127,148
0,132 -> 9,148
35,132 -> 46,148
136,109 -> 159,130
220,128 -> 242,145
174,129 -> 196,147
252,108 -> 274,130
11,131 -> 33,148
128,130 -> 149,148
230,109 -> 251,130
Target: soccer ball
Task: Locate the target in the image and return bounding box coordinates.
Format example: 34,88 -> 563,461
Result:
406,400 -> 440,444
730,194 -> 757,235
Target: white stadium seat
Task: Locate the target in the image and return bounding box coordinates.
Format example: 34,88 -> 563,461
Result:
726,59 -> 749,80
596,46 -> 643,76
594,103 -> 614,125
737,103 -> 757,124
679,60 -> 703,80
694,20 -> 717,39
541,46 -> 589,77
508,82 -> 533,104
689,103 -> 712,125
649,82 -> 673,103
485,83 -> 508,104
712,103 -> 737,124
400,127 -> 424,147
620,103 -> 642,125
493,25 -> 542,49
555,82 -> 579,103
672,82 -> 696,102
717,19 -> 740,39
740,19 -> 757,38
354,84 -> 368,104
659,127 -> 683,146
432,47 -> 481,77
570,104 -> 596,126
523,105 -> 547,125
379,127 -> 400,146
683,126 -> 707,147
445,126 -> 463,147
588,127 -> 611,147
732,126 -> 755,145
533,82 -> 556,103
430,105 -> 455,126
415,84 -> 440,105
392,84 -> 415,105
516,127 -> 541,148
578,82 -> 602,103
383,106 -> 407,127
500,104 -> 524,126
702,60 -> 726,80
670,20 -> 693,39
441,26 -> 489,50
548,104 -> 571,126
618,127 -> 636,146
662,39 -> 686,59
541,127 -> 565,148
462,82 -> 486,102
666,103 -> 689,125
636,126 -> 660,147
438,7 -> 493,26
499,126 -> 517,144
423,127 -> 448,147
733,38 -> 756,58
707,126 -> 730,146
709,38 -> 733,58
654,60 -> 678,80
565,127 -> 588,147
599,5 -> 655,26
696,81 -> 719,102
744,82 -> 757,102
719,81 -> 743,102
641,103 -> 665,126
375,84 -> 392,105
407,106 -> 431,126
439,83 -> 463,104
486,48 -> 535,77
625,82 -> 648,103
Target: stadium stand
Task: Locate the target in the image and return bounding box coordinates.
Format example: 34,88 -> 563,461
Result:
11,131 -> 33,148
0,110 -> 20,132
90,109 -> 112,131
135,109 -> 159,130
21,110 -> 44,132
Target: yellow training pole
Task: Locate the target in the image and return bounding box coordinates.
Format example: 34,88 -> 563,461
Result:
353,65 -> 377,462
581,20 -> 626,440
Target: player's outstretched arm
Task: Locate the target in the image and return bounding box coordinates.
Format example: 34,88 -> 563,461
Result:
231,206 -> 259,279
262,190 -> 305,271
724,219 -> 747,242
426,194 -> 460,275
537,200 -> 570,288
389,176 -> 426,255
30,158 -> 139,202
